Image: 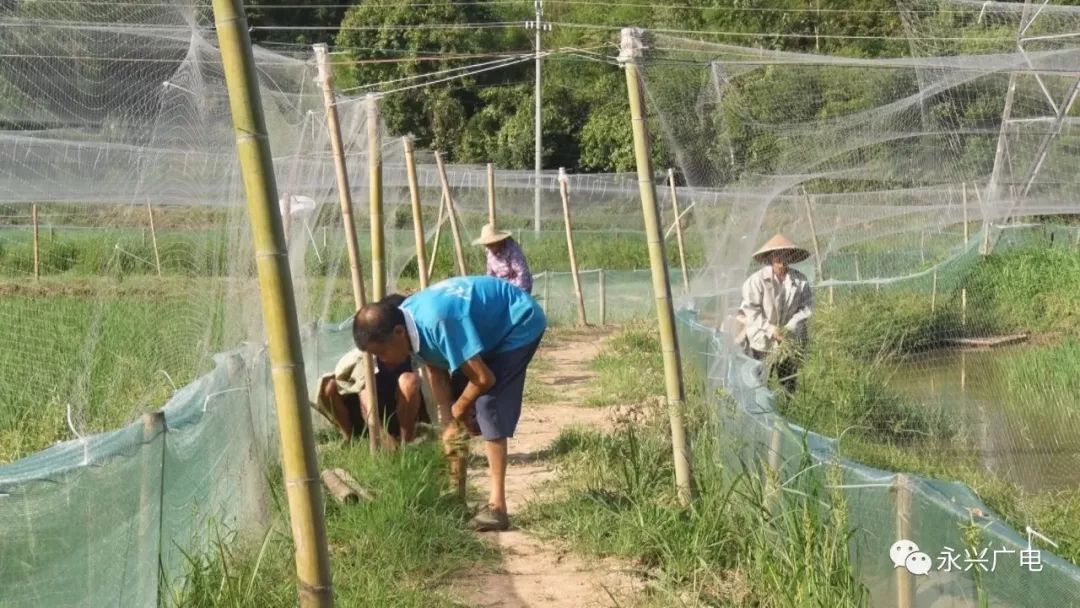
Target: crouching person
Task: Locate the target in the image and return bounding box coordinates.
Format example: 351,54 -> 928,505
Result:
351,276 -> 547,531
310,341 -> 430,446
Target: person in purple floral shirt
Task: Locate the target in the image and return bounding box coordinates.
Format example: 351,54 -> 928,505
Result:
472,223 -> 533,294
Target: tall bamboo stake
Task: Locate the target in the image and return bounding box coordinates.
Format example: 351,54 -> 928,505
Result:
598,269 -> 606,325
801,188 -> 830,305
962,182 -> 969,244
147,202 -> 162,277
32,203 -> 40,280
315,43 -> 382,453
214,12 -> 332,605
894,474 -> 915,608
367,93 -> 385,301
434,151 -> 467,275
403,136 -> 428,289
427,192 -> 446,283
487,162 -> 497,227
667,169 -> 690,295
931,270 -> 938,313
620,28 -> 694,506
558,168 -> 588,326
854,254 -> 860,281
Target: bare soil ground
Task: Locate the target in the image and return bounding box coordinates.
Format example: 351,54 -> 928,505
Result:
452,327 -> 643,608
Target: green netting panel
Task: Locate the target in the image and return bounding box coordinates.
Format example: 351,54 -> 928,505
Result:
0,423 -> 162,607
677,307 -> 1080,607
534,269 -> 664,326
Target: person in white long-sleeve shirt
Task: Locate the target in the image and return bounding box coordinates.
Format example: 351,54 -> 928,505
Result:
739,233 -> 813,393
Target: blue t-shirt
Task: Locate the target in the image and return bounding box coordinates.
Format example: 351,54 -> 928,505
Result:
401,276 -> 546,372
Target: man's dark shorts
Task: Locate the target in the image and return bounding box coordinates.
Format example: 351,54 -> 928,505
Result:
451,335 -> 544,441
344,358 -> 430,438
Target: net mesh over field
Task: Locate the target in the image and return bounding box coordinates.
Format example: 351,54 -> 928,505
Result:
638,0 -> 1080,604
0,2 -> 657,604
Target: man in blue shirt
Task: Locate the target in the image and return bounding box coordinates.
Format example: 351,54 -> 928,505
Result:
352,276 -> 547,531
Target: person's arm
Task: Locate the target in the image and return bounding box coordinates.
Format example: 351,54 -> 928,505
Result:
450,357 -> 496,420
425,364 -> 455,426
509,243 -> 533,293
784,279 -> 813,331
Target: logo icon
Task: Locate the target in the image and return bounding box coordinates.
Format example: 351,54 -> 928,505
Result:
891,539 -> 932,576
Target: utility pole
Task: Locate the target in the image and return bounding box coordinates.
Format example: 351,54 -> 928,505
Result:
525,0 -> 551,234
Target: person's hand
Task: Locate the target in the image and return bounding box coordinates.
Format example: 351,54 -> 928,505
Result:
441,421 -> 465,450
450,400 -> 471,421
772,326 -> 785,342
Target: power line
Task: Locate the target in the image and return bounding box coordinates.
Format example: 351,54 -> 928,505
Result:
550,21 -> 1026,42
251,22 -> 522,31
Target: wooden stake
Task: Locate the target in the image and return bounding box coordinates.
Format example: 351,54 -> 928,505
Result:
931,271 -> 938,313
147,202 -> 162,277
137,410 -> 165,603
434,151 -> 467,276
403,136 -> 429,289
667,169 -> 691,295
487,162 -> 496,228
961,350 -> 967,393
962,288 -> 968,327
621,28 -> 694,506
427,193 -> 447,284
765,423 -> 783,516
599,269 -> 606,325
854,254 -> 860,282
214,10 -> 332,602
315,43 -> 382,453
920,231 -> 926,265
894,474 -> 915,608
801,188 -> 829,304
962,183 -> 969,244
558,168 -> 588,326
367,93 -> 385,301
32,203 -> 40,280
542,272 -> 550,313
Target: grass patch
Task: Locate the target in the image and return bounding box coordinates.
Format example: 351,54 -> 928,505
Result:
585,320 -> 665,407
171,439 -> 491,607
523,325 -> 868,606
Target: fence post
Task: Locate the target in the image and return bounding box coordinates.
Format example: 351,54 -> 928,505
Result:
621,27 -> 694,506
32,203 -> 40,280
599,269 -> 606,325
367,93 -> 385,301
558,168 -> 588,326
138,411 -> 166,606
667,168 -> 691,295
146,203 -> 163,277
894,474 -> 916,608
434,151 -> 467,276
487,162 -> 497,227
403,136 -> 428,290
315,43 -> 382,452
931,270 -> 938,313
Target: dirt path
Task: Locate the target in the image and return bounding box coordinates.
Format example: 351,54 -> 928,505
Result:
452,327 -> 641,608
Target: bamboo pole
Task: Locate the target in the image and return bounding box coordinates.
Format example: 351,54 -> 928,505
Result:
434,151 -> 467,276
214,11 -> 331,605
367,94 -> 385,301
137,410 -> 165,605
801,188 -> 831,305
315,43 -> 382,453
620,28 -> 694,506
558,168 -> 588,326
894,474 -> 915,608
403,137 -> 429,290
147,203 -> 162,277
962,288 -> 968,327
542,272 -> 549,312
32,203 -> 40,280
487,162 -> 497,227
962,183 -> 969,244
854,254 -> 860,282
919,231 -> 926,265
427,193 -> 447,283
667,169 -> 691,295
598,269 -> 606,325
931,270 -> 938,313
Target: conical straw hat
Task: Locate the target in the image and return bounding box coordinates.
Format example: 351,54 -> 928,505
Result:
752,233 -> 810,265
472,223 -> 513,246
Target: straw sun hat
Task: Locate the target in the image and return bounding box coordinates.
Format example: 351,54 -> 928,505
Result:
752,233 -> 810,265
472,223 -> 513,246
